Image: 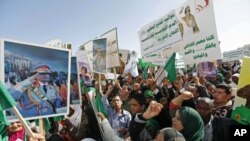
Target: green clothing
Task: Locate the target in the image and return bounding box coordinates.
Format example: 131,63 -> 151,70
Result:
179,107 -> 204,141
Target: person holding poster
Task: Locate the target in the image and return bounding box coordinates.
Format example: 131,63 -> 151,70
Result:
179,5 -> 200,38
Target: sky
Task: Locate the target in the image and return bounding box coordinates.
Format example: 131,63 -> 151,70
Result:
0,0 -> 250,58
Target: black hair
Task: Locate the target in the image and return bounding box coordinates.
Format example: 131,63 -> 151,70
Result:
130,94 -> 146,106
81,66 -> 88,73
216,83 -> 232,95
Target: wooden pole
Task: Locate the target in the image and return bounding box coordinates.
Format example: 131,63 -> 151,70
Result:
12,106 -> 35,137
39,118 -> 45,136
113,68 -> 117,81
98,73 -> 102,93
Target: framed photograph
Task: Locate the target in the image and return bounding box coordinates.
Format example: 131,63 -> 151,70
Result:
92,38 -> 107,74
1,39 -> 71,121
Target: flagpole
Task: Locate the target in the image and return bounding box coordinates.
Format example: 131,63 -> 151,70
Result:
113,68 -> 117,81
39,118 -> 45,136
12,106 -> 35,137
98,73 -> 102,93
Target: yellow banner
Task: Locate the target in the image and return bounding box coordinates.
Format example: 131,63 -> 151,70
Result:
233,56 -> 250,109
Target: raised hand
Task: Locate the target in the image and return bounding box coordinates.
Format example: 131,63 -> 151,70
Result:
142,101 -> 163,120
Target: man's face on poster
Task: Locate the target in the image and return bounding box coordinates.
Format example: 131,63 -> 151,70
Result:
37,73 -> 50,83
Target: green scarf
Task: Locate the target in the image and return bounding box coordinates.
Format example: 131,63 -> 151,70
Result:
179,107 -> 204,141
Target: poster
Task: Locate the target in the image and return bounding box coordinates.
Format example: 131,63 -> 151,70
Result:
1,39 -> 71,121
176,0 -> 221,64
80,40 -> 93,71
70,57 -> 80,105
138,10 -> 182,57
196,61 -> 216,79
101,28 -> 120,68
92,38 -> 107,74
233,57 -> 250,109
143,50 -> 163,66
76,50 -> 92,94
138,0 -> 221,65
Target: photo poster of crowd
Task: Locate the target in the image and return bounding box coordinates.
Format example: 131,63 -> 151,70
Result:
1,39 -> 71,121
70,57 -> 80,105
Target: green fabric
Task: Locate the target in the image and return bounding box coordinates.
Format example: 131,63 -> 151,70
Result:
231,106 -> 250,125
35,118 -> 51,132
164,52 -> 177,82
216,73 -> 224,82
87,87 -> 96,94
53,115 -> 65,122
142,67 -> 148,80
95,92 -> 108,117
80,80 -> 85,95
145,118 -> 161,137
0,81 -> 16,124
0,123 -> 8,141
144,90 -> 154,98
178,107 -> 204,141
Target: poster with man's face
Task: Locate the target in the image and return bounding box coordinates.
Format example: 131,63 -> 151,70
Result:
92,38 -> 107,74
1,39 -> 71,121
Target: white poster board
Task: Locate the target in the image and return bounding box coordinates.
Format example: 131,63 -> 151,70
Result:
81,41 -> 94,71
139,0 -> 221,65
176,0 -> 221,64
101,28 -> 120,68
139,10 -> 182,57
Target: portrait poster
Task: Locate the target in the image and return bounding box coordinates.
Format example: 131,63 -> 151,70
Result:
70,57 -> 80,105
196,61 -> 216,79
101,28 -> 120,68
92,38 -> 107,74
80,40 -> 93,71
76,50 -> 92,95
176,0 -> 221,64
1,39 -> 71,121
233,57 -> 250,109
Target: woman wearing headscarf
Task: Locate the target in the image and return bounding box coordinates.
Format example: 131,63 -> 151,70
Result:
170,91 -> 204,141
172,107 -> 204,141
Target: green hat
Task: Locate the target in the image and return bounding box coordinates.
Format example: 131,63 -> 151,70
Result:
86,87 -> 96,95
144,90 -> 154,98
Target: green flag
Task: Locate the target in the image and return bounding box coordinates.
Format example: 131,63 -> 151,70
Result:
95,91 -> 108,117
53,115 -> 64,122
0,81 -> 16,124
35,118 -> 51,132
164,52 -> 177,82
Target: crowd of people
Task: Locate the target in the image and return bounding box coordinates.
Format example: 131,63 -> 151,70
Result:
1,59 -> 249,141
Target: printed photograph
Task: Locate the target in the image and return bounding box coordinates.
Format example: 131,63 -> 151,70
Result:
2,40 -> 70,120
92,38 -> 107,74
70,57 -> 80,105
